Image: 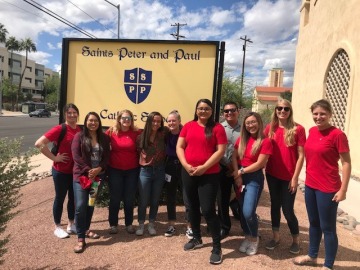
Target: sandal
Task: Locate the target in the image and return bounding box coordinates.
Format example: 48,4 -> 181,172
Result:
85,231 -> 100,239
73,241 -> 86,253
293,255 -> 317,266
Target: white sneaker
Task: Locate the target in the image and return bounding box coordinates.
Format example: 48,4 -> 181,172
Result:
136,224 -> 144,236
54,227 -> 70,239
186,228 -> 194,239
239,238 -> 251,253
148,223 -> 156,236
246,237 -> 259,256
66,224 -> 77,234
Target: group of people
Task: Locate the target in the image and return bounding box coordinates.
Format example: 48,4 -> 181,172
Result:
35,98 -> 351,269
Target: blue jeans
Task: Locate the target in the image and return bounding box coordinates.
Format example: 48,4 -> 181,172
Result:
73,180 -> 95,239
266,173 -> 299,235
138,165 -> 165,223
108,166 -> 139,227
305,186 -> 338,269
52,168 -> 75,225
239,169 -> 264,237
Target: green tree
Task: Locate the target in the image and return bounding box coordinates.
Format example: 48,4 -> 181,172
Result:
1,78 -> 17,110
17,38 -> 36,109
0,23 -> 7,43
0,23 -> 8,113
5,36 -> 20,85
220,70 -> 253,109
0,137 -> 34,261
280,90 -> 292,102
43,75 -> 60,103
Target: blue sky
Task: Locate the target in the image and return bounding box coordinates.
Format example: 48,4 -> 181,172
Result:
0,0 -> 301,88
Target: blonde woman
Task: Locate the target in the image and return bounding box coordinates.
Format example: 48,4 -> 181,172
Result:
106,110 -> 141,234
264,99 -> 306,254
232,112 -> 272,256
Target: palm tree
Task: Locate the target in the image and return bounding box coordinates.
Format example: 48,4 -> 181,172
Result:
5,37 -> 20,83
0,23 -> 8,43
0,23 -> 8,113
5,37 -> 20,111
17,38 -> 36,109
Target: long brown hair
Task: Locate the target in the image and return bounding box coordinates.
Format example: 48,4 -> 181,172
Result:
268,99 -> 297,146
139,111 -> 164,150
238,112 -> 264,160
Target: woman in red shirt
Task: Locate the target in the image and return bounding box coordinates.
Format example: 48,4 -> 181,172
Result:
35,104 -> 81,239
232,112 -> 272,256
264,99 -> 306,254
177,99 -> 227,265
294,99 -> 351,270
106,110 -> 141,235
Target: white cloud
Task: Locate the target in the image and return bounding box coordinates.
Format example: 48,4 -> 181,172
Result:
0,0 -> 302,88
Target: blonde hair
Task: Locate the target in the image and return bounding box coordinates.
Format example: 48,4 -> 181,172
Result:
107,109 -> 137,136
268,99 -> 297,146
238,112 -> 264,160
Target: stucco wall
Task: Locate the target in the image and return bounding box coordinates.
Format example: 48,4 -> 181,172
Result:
292,0 -> 360,176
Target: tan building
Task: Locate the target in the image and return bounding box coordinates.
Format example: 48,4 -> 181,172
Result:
252,86 -> 292,112
0,46 -> 59,102
252,68 -> 291,112
292,0 -> 360,176
269,68 -> 284,87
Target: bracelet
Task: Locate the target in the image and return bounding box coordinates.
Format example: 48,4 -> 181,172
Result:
240,167 -> 245,175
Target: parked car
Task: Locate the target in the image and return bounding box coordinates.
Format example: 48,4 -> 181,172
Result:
29,109 -> 51,117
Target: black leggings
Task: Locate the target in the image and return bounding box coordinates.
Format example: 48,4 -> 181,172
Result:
182,168 -> 221,250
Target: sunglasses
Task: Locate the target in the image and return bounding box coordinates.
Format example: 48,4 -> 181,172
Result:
223,108 -> 237,114
276,106 -> 290,112
121,116 -> 132,121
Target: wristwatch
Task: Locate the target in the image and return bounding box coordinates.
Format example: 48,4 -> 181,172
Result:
240,167 -> 245,175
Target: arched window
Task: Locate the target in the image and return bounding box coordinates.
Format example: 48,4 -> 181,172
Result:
325,49 -> 350,131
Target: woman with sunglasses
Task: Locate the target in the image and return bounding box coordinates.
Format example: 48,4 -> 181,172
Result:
177,99 -> 227,265
106,110 -> 141,235
294,99 -> 351,270
232,112 -> 272,256
72,112 -> 110,253
264,99 -> 306,254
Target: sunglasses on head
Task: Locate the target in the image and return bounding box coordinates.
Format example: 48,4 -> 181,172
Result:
276,106 -> 290,112
223,108 -> 237,113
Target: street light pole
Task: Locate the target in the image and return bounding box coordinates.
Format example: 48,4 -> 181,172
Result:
105,0 -> 120,39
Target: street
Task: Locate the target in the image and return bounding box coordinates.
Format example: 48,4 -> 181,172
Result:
0,116 -> 58,152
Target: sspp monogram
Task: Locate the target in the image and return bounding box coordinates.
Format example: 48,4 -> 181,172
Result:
124,68 -> 152,104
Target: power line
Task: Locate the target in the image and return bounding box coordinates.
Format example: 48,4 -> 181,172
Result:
66,0 -> 117,37
23,0 -> 97,39
170,23 -> 186,40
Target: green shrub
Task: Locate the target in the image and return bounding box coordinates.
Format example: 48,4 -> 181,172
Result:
0,137 -> 34,262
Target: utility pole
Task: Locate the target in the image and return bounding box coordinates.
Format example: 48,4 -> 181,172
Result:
105,0 -> 120,39
240,35 -> 253,99
170,23 -> 187,40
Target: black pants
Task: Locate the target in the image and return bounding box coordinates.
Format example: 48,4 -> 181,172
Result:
182,168 -> 221,250
266,173 -> 299,235
217,166 -> 233,232
165,159 -> 190,222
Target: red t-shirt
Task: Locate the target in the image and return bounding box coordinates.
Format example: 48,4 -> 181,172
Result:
234,136 -> 272,167
305,126 -> 350,193
44,124 -> 82,174
265,124 -> 306,181
106,129 -> 141,170
179,121 -> 227,174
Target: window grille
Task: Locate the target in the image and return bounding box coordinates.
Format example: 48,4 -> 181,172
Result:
325,49 -> 350,131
